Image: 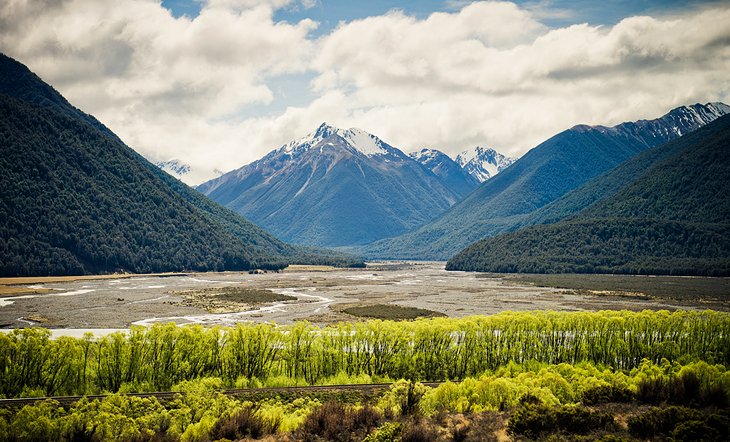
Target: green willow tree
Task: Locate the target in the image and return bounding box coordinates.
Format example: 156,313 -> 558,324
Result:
0,310 -> 728,398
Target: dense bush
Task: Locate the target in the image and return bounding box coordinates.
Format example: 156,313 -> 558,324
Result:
636,365 -> 729,407
628,406 -> 729,440
0,379 -> 320,442
1,362 -> 728,441
209,405 -> 280,440
447,115 -> 730,276
581,385 -> 634,405
297,401 -> 382,442
508,401 -> 616,439
362,422 -> 401,442
0,54 -> 364,276
447,219 -> 730,276
399,419 -> 441,442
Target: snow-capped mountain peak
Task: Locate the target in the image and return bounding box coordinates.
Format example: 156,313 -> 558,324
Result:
664,102 -> 730,135
576,102 -> 730,138
155,159 -> 226,185
197,124 -> 465,247
455,146 -> 515,182
156,159 -> 191,177
281,123 -> 394,157
408,148 -> 479,198
339,127 -> 391,156
409,148 -> 443,162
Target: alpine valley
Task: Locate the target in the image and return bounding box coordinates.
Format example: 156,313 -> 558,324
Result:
3,2 -> 730,439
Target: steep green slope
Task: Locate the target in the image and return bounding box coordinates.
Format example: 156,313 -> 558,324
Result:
447,115 -> 730,276
0,54 -> 115,139
363,104 -> 729,260
512,124 -> 708,229
0,95 -> 290,275
0,53 -> 361,276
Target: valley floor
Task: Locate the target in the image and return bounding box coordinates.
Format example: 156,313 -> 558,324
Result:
0,262 -> 728,331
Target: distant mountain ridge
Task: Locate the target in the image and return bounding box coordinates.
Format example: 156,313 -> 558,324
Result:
197,123 -> 464,247
447,114 -> 730,276
408,148 -> 479,198
455,146 -> 515,182
362,101 -> 730,260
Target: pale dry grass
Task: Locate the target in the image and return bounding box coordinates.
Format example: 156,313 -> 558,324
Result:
0,286 -> 52,297
284,265 -> 338,272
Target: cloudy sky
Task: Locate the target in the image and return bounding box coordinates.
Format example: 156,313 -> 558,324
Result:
1,0 -> 729,184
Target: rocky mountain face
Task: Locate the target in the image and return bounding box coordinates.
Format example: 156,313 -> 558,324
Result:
197,123 -> 464,247
156,159 -> 191,178
409,148 -> 480,198
455,146 -> 515,182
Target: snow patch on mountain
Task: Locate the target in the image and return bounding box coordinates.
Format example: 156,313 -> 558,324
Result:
155,159 -> 225,185
409,148 -> 443,163
281,123 -> 393,157
156,159 -> 191,177
197,123 -> 463,247
455,146 -> 515,182
578,102 -> 730,139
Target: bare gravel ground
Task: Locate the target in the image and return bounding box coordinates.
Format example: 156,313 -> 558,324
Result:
0,262 -> 727,331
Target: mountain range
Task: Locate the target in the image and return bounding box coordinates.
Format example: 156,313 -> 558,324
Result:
362,102 -> 730,260
155,159 -> 225,184
197,125 -> 516,247
3,49 -> 728,277
447,114 -> 730,276
198,124 -> 514,247
408,148 -> 479,198
0,53 -> 360,276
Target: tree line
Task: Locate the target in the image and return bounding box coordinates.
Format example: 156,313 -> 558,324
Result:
0,310 -> 727,398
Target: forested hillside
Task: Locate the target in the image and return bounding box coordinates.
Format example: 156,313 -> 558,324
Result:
0,95 -> 287,275
0,53 -> 361,276
447,115 -> 730,275
364,103 -> 729,260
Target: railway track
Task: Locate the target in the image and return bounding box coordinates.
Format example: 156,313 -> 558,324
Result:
0,382 -> 443,407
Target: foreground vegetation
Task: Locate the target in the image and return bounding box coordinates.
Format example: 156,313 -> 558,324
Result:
1,310 -> 728,440
1,359 -> 728,441
1,310 -> 727,398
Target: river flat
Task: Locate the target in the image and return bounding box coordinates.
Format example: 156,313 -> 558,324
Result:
0,262 -> 727,334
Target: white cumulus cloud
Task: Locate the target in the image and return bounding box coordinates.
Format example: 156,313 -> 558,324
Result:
0,0 -> 729,184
